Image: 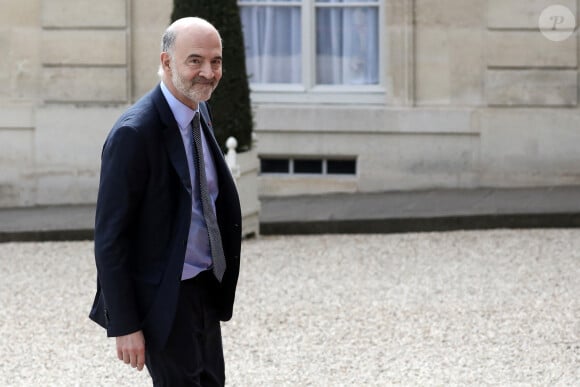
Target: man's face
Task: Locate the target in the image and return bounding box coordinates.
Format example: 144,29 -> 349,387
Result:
166,25 -> 223,106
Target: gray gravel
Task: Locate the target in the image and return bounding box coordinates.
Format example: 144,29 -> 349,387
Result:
0,230 -> 578,386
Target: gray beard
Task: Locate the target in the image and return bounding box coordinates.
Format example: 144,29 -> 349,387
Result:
172,69 -> 215,104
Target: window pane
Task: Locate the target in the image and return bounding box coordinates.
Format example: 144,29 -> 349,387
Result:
261,158 -> 290,173
316,7 -> 379,85
316,0 -> 377,3
240,0 -> 300,2
327,159 -> 356,175
294,159 -> 323,174
240,6 -> 302,84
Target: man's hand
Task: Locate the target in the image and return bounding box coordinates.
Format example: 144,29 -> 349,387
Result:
116,330 -> 146,371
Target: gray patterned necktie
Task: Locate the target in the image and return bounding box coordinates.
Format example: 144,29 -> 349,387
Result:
192,111 -> 226,282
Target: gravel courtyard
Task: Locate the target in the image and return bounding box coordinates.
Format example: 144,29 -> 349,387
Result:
0,229 -> 578,386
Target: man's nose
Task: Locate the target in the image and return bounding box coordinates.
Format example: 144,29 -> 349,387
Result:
199,62 -> 215,79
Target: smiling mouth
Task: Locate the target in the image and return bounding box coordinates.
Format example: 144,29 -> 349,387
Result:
193,77 -> 214,85
194,81 -> 214,87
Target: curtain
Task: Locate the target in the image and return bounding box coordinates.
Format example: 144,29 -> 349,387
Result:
239,0 -> 379,85
316,4 -> 379,85
240,4 -> 302,84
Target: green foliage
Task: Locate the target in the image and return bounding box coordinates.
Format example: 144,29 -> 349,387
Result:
171,0 -> 254,151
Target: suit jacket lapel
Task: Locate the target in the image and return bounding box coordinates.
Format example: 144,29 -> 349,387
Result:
152,85 -> 192,195
200,110 -> 231,183
163,128 -> 192,195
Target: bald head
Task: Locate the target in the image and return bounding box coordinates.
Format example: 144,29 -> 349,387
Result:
161,17 -> 221,58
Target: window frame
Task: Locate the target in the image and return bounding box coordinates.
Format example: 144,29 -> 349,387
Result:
260,156 -> 358,176
238,0 -> 386,104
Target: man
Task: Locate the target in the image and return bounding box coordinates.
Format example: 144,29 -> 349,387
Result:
89,17 -> 242,386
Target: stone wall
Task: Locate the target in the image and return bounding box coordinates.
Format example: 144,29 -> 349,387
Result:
1,0 -> 579,207
0,0 -> 170,207
257,0 -> 580,196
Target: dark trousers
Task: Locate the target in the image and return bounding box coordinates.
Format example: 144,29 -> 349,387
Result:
145,271 -> 225,387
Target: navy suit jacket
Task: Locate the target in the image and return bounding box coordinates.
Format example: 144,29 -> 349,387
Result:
89,84 -> 242,351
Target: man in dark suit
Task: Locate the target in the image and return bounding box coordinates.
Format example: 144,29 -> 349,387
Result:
89,17 -> 242,386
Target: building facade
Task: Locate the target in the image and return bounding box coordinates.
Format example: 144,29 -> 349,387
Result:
1,0 -> 579,209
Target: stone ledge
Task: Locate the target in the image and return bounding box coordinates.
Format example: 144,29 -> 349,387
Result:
487,0 -> 577,29
486,69 -> 577,106
486,31 -> 577,68
41,0 -> 127,28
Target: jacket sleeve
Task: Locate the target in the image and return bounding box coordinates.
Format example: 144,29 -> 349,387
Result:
94,124 -> 149,337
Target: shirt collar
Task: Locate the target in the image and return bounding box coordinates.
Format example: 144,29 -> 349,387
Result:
160,81 -> 198,129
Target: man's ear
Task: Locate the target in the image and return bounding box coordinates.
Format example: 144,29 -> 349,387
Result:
160,52 -> 172,74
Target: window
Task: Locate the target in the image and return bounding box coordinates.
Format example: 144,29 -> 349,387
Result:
239,0 -> 383,103
260,158 -> 290,173
294,159 -> 323,174
327,159 -> 356,174
260,157 -> 357,175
